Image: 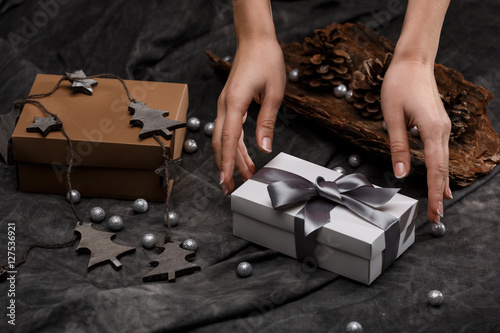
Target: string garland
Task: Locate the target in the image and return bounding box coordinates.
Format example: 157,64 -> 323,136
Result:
1,71 -> 182,275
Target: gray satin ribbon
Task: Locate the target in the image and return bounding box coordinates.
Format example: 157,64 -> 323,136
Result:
252,167 -> 401,271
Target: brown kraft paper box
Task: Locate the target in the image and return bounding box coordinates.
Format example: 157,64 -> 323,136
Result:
11,74 -> 188,201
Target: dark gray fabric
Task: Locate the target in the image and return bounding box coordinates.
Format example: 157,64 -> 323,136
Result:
0,0 -> 499,332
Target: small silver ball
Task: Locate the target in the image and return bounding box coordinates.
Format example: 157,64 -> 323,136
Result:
333,84 -> 347,98
288,68 -> 300,83
66,189 -> 81,204
348,154 -> 362,168
410,125 -> 420,138
133,198 -> 148,214
141,233 -> 157,249
427,290 -> 444,306
346,321 -> 363,333
108,215 -> 123,231
204,122 -> 215,136
382,121 -> 388,132
182,239 -> 198,252
345,89 -> 355,103
237,261 -> 253,278
333,166 -> 346,175
222,55 -> 233,62
164,211 -> 179,227
183,139 -> 198,154
431,222 -> 446,237
187,117 -> 201,131
89,207 -> 105,223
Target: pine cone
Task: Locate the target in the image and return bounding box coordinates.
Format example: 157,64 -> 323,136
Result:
441,91 -> 470,140
350,53 -> 392,120
299,28 -> 353,89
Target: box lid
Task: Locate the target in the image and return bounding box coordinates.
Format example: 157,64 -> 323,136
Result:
12,74 -> 188,170
231,153 -> 418,260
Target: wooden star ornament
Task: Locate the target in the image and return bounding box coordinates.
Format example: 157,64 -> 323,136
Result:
128,101 -> 186,140
26,116 -> 62,137
74,223 -> 136,271
154,157 -> 181,187
66,70 -> 98,95
143,240 -> 200,282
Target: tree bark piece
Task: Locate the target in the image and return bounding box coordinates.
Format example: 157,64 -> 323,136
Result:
206,22 -> 499,187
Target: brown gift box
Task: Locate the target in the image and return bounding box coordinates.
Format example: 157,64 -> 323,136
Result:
11,74 -> 188,201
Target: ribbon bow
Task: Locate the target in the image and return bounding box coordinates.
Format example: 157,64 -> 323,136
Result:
252,167 -> 401,270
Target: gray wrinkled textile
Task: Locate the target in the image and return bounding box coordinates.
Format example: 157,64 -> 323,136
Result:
0,1 -> 499,332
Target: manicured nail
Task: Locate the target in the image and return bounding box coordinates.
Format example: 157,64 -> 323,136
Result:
219,171 -> 225,185
447,187 -> 453,199
262,137 -> 272,153
433,217 -> 441,224
394,162 -> 407,179
437,201 -> 444,218
221,185 -> 228,196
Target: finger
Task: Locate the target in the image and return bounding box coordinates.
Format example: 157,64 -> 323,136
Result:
220,92 -> 252,194
236,131 -> 255,180
442,123 -> 452,200
212,92 -> 228,173
255,89 -> 283,153
384,106 -> 411,180
422,132 -> 447,223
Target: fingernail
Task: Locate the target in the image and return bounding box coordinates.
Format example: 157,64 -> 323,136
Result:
437,201 -> 444,218
262,137 -> 272,153
433,217 -> 441,224
394,162 -> 407,179
219,171 -> 225,185
221,185 -> 228,196
447,187 -> 453,199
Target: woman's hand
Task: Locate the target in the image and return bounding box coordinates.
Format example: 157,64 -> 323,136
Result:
212,37 -> 286,194
381,57 -> 452,223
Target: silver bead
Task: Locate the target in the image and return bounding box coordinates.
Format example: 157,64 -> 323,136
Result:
164,211 -> 179,227
222,55 -> 233,62
410,125 -> 420,138
66,189 -> 81,204
382,121 -> 387,132
108,215 -> 123,231
427,290 -> 444,306
346,321 -> 363,333
182,239 -> 198,252
183,139 -> 198,154
141,233 -> 157,249
431,222 -> 446,237
288,68 -> 300,83
204,122 -> 215,136
133,198 -> 148,214
345,89 -> 355,103
333,166 -> 346,175
333,84 -> 347,98
348,154 -> 362,168
89,207 -> 105,223
237,261 -> 253,278
187,117 -> 201,131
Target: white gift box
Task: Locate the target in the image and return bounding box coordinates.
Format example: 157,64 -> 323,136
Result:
231,153 -> 418,285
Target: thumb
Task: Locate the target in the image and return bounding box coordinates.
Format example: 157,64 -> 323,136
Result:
255,91 -> 283,153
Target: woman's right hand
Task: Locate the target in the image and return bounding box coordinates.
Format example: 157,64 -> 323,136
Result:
212,37 -> 286,195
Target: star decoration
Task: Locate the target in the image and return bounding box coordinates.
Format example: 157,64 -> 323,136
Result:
155,157 -> 182,187
26,116 -> 62,137
128,101 -> 186,140
66,70 -> 98,95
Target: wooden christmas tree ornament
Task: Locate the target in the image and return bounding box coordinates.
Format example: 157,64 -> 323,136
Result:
74,223 -> 136,271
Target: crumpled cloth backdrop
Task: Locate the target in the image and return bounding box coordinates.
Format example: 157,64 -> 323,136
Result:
0,1 -> 499,332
